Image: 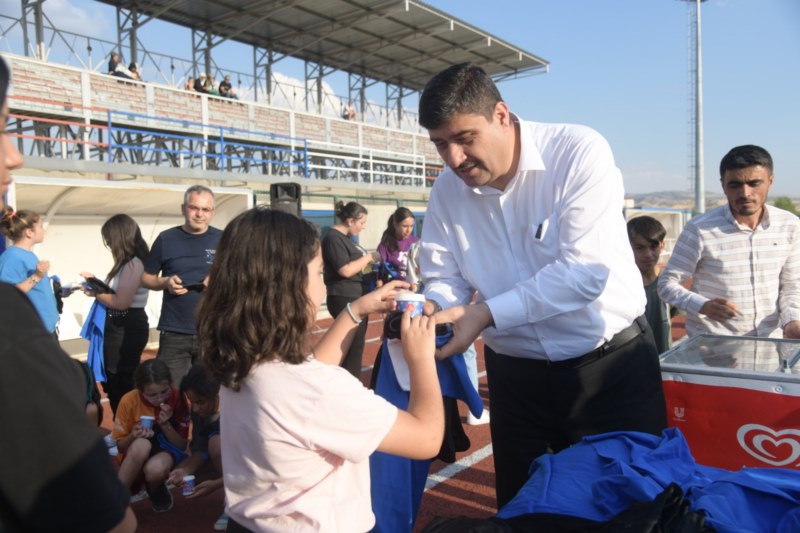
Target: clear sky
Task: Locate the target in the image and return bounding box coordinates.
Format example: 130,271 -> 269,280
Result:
424,0 -> 800,197
2,0 -> 799,197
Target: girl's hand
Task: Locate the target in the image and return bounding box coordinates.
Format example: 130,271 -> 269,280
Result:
167,468 -> 187,486
158,402 -> 173,424
132,424 -> 152,439
35,260 -> 50,277
191,479 -> 223,498
400,311 -> 436,364
351,280 -> 410,318
79,272 -> 97,296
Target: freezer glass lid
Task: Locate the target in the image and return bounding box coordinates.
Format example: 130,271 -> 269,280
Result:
660,334 -> 800,373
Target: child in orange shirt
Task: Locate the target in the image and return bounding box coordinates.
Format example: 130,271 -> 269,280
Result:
112,358 -> 190,512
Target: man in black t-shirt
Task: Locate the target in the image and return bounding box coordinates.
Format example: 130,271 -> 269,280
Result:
142,185 -> 221,387
218,75 -> 238,100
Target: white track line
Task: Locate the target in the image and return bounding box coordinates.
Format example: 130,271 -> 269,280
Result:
424,443 -> 494,491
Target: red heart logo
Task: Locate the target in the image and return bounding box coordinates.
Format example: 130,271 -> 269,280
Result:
737,424 -> 800,467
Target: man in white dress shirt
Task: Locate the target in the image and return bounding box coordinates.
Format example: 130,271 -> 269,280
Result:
658,145 -> 800,340
417,62 -> 667,508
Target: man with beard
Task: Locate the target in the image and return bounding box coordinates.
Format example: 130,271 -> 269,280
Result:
417,62 -> 667,508
659,144 -> 800,339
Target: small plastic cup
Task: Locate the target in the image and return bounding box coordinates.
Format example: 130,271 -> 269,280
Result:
139,415 -> 155,430
182,475 -> 196,496
396,293 -> 425,318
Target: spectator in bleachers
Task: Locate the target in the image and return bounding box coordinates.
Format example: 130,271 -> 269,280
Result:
184,76 -> 195,92
343,99 -> 357,121
108,52 -> 134,80
194,73 -> 208,93
205,75 -> 220,96
128,62 -> 142,82
218,75 -> 238,100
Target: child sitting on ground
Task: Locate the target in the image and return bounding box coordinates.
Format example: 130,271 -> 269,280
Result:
112,358 -> 191,512
168,363 -> 227,531
627,215 -> 672,353
197,207 -> 444,532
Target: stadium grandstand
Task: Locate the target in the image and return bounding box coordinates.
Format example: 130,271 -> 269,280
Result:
0,0 -> 549,353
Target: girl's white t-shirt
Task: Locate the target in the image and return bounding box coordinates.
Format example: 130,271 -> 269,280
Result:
220,357 -> 398,532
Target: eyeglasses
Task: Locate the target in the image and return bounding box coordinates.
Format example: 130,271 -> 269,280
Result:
186,204 -> 214,214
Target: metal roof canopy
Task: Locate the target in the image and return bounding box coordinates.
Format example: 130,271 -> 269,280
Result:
94,0 -> 549,92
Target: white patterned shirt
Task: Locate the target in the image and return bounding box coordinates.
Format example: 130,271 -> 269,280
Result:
658,204 -> 800,338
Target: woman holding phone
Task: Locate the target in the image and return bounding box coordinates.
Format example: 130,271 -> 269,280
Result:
82,214 -> 150,414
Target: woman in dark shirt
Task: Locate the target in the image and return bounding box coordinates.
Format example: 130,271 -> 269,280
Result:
321,201 -> 378,378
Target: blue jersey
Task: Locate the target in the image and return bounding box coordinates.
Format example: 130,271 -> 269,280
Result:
0,246 -> 59,332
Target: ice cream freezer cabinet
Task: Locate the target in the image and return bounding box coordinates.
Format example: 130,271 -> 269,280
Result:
659,334 -> 800,471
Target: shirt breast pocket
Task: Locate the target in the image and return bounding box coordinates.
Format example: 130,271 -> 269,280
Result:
523,213 -> 558,266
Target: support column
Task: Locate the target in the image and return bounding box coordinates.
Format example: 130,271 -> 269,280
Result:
304,60 -> 334,115
115,5 -> 140,65
254,47 -> 281,105
21,0 -> 46,60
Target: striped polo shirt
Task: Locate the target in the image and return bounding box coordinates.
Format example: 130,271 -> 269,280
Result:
658,204 -> 800,338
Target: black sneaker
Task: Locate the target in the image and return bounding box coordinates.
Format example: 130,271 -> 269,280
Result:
148,483 -> 173,512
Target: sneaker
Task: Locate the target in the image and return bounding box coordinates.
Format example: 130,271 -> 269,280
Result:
213,512 -> 229,531
467,408 -> 491,426
148,483 -> 173,512
129,489 -> 148,504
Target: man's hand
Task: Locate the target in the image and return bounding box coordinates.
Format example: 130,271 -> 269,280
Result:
699,298 -> 739,321
784,320 -> 800,339
166,275 -> 188,295
434,302 -> 493,360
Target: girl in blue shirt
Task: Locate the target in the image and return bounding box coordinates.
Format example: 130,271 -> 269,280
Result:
0,206 -> 59,333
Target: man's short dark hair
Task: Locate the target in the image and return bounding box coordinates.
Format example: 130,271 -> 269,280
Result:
719,145 -> 773,178
627,215 -> 666,247
418,62 -> 503,130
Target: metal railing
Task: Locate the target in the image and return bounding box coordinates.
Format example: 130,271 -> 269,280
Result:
0,13 -> 423,132
7,98 -> 436,189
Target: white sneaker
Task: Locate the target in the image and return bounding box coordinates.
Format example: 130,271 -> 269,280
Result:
214,512 -> 229,531
467,409 -> 490,426
102,434 -> 119,456
129,489 -> 148,504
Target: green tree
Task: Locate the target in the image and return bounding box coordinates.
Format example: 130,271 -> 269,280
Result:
772,196 -> 798,215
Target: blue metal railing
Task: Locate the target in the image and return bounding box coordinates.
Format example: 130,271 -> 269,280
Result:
107,110 -> 309,177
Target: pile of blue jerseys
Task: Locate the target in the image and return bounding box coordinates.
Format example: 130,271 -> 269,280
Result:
498,428 -> 800,532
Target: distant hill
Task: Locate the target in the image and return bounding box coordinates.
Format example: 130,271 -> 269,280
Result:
627,191 -> 727,210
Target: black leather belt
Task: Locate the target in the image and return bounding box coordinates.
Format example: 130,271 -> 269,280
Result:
544,315 -> 647,368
